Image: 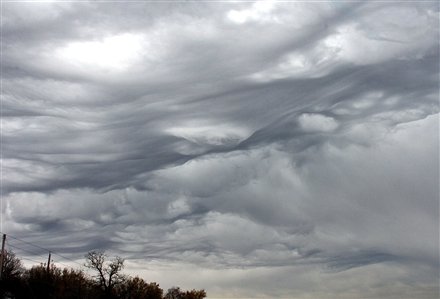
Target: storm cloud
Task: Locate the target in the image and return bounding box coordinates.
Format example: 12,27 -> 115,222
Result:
2,1 -> 439,298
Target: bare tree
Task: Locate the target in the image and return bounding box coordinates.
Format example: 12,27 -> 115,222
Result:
2,250 -> 23,280
0,250 -> 24,298
85,251 -> 124,297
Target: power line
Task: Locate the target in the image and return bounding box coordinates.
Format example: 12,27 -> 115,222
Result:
6,241 -> 47,259
1,232 -> 86,269
19,256 -> 46,266
5,233 -> 50,252
6,241 -> 72,269
51,259 -> 73,270
51,252 -> 85,268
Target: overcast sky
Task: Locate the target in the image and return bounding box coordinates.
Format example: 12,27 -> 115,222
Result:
1,1 -> 439,298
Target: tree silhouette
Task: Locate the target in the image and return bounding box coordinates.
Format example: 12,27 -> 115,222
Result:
164,287 -> 206,299
2,249 -> 24,280
117,276 -> 163,299
0,250 -> 25,298
164,287 -> 183,299
0,249 -> 206,299
85,251 -> 124,298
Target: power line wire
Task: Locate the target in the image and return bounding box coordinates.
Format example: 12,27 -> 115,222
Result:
19,256 -> 45,266
51,259 -> 73,269
4,233 -> 50,252
6,242 -> 47,259
51,252 -> 84,268
1,232 -> 86,268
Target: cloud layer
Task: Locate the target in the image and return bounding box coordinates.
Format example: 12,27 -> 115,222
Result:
2,1 -> 439,298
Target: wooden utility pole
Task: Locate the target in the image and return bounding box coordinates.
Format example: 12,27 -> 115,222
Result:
47,251 -> 51,273
0,234 -> 6,280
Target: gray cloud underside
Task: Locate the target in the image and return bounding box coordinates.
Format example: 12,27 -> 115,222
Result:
2,1 -> 439,298
3,40 -> 438,193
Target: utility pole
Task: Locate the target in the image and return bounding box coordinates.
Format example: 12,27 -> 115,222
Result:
47,251 -> 51,273
0,234 -> 6,280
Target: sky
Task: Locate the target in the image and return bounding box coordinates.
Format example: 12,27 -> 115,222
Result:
1,1 -> 439,298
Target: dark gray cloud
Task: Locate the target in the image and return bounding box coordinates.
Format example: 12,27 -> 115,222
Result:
2,1 -> 439,298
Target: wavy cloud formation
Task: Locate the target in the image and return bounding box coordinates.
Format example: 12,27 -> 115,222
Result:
2,2 -> 439,298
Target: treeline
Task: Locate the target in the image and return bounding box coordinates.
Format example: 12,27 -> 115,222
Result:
0,250 -> 206,299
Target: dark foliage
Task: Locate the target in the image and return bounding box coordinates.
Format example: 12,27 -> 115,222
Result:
0,250 -> 206,299
164,287 -> 207,299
